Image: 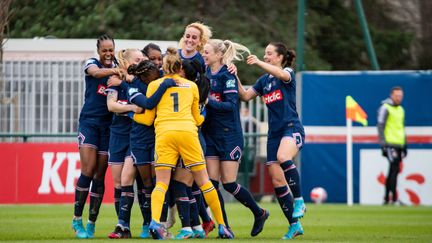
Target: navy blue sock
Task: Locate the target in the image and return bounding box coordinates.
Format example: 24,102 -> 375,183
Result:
192,183 -> 211,223
118,185 -> 134,228
143,185 -> 153,226
89,179 -> 105,222
274,185 -> 297,224
280,160 -> 302,198
173,180 -> 191,227
74,173 -> 92,217
223,182 -> 263,218
211,179 -> 229,228
135,175 -> 146,224
187,186 -> 201,227
114,187 -> 121,216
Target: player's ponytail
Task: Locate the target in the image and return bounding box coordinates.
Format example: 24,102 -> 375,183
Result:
163,47 -> 182,75
208,39 -> 250,65
269,42 -> 296,68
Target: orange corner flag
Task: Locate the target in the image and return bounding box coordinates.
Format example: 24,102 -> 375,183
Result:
346,96 -> 368,126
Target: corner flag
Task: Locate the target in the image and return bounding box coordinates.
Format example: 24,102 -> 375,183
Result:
346,96 -> 368,126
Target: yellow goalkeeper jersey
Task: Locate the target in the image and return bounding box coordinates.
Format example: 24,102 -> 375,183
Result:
134,74 -> 204,135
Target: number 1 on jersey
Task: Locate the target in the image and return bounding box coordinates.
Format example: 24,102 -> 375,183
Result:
170,92 -> 179,112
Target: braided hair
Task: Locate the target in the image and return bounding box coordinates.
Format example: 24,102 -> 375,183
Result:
128,60 -> 160,84
182,59 -> 210,104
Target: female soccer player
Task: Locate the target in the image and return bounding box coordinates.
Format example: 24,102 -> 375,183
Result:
132,47 -> 233,239
142,43 -> 163,70
72,34 -> 119,239
238,42 -> 306,239
106,48 -> 145,218
169,59 -> 210,239
202,39 -> 269,237
177,22 -> 216,236
107,59 -> 175,239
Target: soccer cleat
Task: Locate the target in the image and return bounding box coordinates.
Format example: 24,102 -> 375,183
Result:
72,218 -> 88,239
292,198 -> 306,218
174,229 -> 194,239
202,220 -> 215,237
193,229 -> 206,238
218,224 -> 234,239
86,221 -> 95,238
139,225 -> 150,239
251,209 -> 270,237
149,220 -> 168,240
282,221 -> 304,240
108,225 -> 131,239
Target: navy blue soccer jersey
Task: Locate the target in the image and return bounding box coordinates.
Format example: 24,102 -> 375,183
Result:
178,49 -> 206,71
129,77 -> 155,146
252,67 -> 303,134
203,65 -> 242,134
106,85 -> 132,136
79,58 -> 114,125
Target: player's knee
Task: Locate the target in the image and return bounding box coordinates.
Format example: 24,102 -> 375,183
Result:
222,182 -> 238,194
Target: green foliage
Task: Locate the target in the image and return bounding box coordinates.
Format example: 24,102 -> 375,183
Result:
7,0 -> 415,78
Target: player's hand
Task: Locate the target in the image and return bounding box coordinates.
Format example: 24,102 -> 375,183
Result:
227,63 -> 237,75
247,55 -> 259,65
161,78 -> 177,88
132,105 -> 143,114
381,146 -> 388,157
108,75 -> 122,87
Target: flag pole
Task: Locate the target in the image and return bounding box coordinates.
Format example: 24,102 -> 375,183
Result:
346,118 -> 353,206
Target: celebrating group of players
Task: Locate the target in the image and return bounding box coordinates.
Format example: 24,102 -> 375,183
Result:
71,22 -> 307,240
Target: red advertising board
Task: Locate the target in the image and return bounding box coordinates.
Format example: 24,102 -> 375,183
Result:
0,143 -> 114,204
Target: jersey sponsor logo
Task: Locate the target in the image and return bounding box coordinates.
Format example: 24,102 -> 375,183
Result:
97,84 -> 108,96
210,92 -> 221,101
226,79 -> 236,88
264,89 -> 283,104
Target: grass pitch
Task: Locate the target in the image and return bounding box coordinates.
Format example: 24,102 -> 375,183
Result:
0,202 -> 431,242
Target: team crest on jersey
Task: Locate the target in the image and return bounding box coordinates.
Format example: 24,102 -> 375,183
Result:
263,89 -> 283,104
226,79 -> 236,88
264,82 -> 273,92
128,87 -> 138,96
97,84 -> 108,96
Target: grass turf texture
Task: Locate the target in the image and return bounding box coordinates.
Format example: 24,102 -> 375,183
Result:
0,203 -> 431,242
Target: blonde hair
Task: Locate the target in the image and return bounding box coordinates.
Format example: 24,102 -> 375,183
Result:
207,39 -> 250,65
162,47 -> 182,75
179,22 -> 212,53
117,48 -> 142,69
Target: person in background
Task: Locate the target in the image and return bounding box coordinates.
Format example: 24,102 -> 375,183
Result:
237,42 -> 306,239
377,86 -> 407,205
72,34 -> 119,239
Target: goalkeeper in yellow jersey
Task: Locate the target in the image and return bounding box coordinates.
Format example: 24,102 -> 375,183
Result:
132,47 -> 233,239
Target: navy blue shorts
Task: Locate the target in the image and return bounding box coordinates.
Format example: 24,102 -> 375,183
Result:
131,144 -> 154,166
266,126 -> 305,164
205,133 -> 243,162
108,134 -> 131,165
77,120 -> 110,153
